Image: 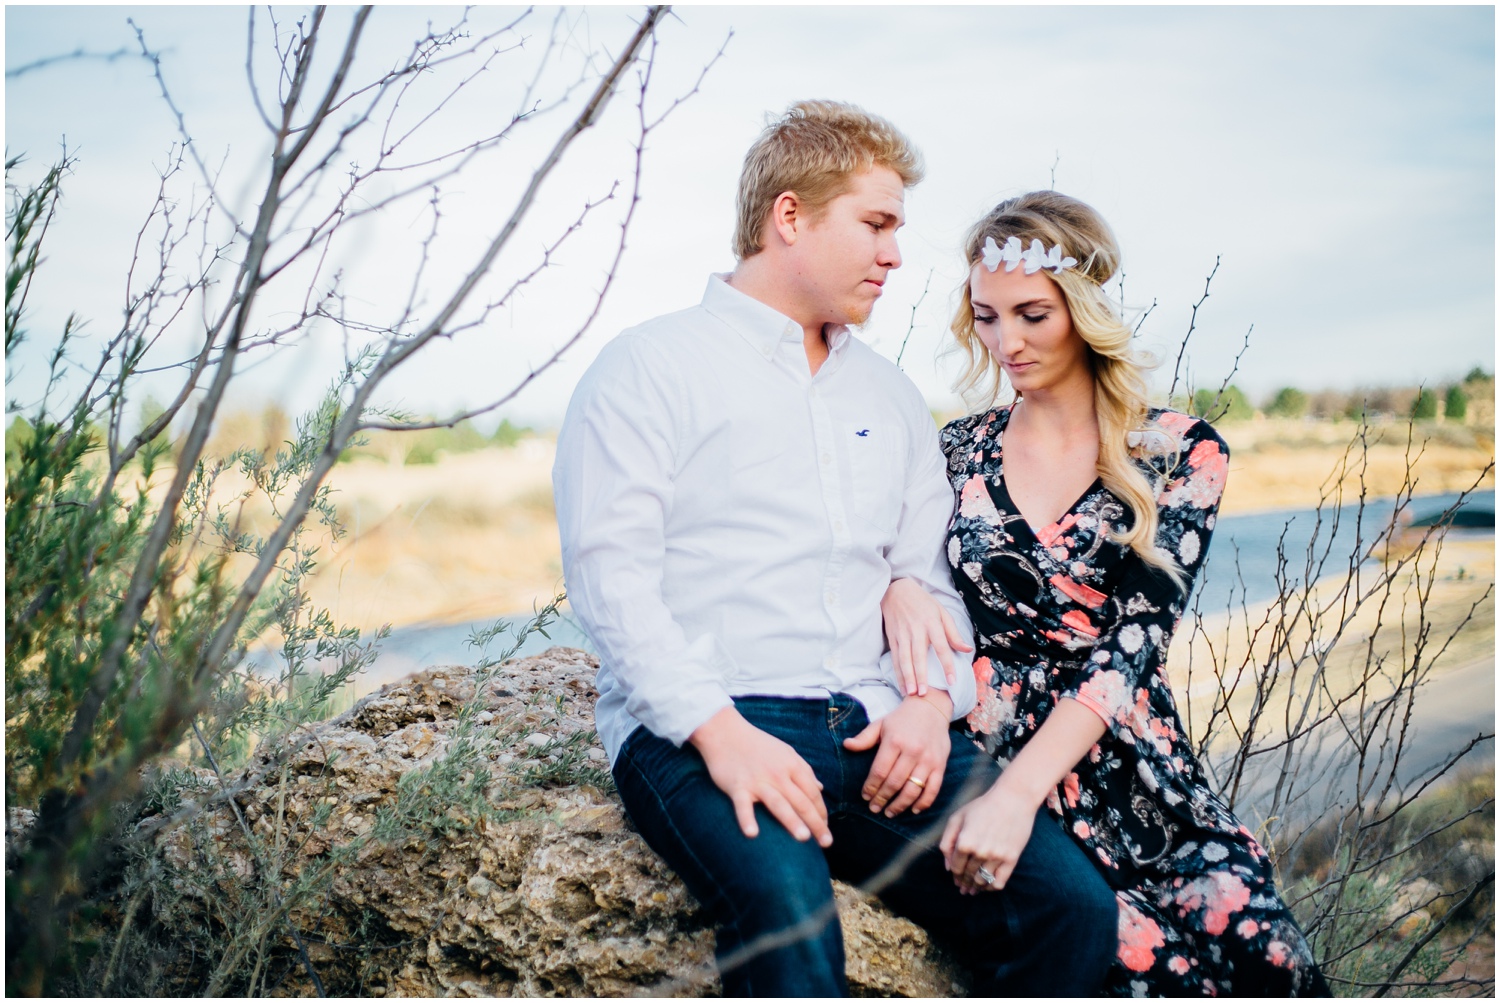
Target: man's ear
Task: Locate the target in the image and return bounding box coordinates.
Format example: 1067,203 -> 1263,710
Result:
767,190 -> 802,248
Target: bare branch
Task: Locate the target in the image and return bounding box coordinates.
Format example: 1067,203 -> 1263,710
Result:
1167,255 -> 1219,400
894,268 -> 934,371
5,46 -> 134,79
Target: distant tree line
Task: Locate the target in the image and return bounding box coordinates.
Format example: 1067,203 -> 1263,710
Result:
1184,368 -> 1493,424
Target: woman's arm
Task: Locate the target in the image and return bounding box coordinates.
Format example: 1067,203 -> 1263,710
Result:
941,415 -> 1229,892
940,699 -> 1105,892
882,578 -> 972,696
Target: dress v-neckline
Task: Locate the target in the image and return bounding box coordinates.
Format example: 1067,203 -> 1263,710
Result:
991,406 -> 1102,540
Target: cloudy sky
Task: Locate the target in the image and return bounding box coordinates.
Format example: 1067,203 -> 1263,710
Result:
5,5 -> 1494,428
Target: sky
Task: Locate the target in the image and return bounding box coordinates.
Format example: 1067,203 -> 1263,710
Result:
5,5 -> 1495,429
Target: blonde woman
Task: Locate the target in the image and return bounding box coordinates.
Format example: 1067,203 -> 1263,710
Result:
884,192 -> 1329,995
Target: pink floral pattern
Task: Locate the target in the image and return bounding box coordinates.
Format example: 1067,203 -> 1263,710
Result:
940,407 -> 1327,997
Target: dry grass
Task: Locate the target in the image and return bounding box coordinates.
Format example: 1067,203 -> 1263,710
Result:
304,442 -> 563,631
1218,418 -> 1495,515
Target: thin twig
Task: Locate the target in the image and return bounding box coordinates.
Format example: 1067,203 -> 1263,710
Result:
894,268 -> 934,371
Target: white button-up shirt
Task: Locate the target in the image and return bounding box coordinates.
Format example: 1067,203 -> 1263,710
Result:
554,275 -> 976,764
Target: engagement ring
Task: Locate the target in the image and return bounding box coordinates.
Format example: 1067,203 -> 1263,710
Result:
976,866 -> 996,886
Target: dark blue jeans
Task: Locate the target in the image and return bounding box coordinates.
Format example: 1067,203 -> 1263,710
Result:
612,694 -> 1117,996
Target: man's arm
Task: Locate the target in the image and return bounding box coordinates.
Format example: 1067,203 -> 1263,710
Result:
555,335 -> 733,744
880,396 -> 978,718
846,389 -> 981,817
554,334 -> 829,846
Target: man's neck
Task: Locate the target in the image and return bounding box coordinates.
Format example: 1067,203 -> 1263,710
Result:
726,260 -> 830,375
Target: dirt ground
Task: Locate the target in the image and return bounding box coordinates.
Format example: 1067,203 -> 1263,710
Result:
302,441 -> 563,631
1214,417 -> 1494,515
1166,533 -> 1495,752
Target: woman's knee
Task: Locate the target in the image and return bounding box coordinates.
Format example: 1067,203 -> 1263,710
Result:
1068,870 -> 1120,950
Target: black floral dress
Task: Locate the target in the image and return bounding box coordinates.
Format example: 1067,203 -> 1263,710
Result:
939,406 -> 1328,997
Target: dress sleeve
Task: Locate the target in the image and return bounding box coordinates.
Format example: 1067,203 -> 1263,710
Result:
1060,419 -> 1229,733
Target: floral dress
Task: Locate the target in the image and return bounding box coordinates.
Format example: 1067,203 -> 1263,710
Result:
939,406 -> 1328,997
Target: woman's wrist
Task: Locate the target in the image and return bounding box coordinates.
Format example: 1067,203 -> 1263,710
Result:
912,688 -> 953,722
989,757 -> 1057,810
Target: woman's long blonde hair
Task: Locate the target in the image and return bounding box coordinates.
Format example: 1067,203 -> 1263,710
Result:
951,190 -> 1184,586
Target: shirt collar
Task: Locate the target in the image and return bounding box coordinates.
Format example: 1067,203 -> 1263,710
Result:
702,274 -> 852,360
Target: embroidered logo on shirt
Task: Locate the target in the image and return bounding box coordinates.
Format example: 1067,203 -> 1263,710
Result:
856,429 -> 870,437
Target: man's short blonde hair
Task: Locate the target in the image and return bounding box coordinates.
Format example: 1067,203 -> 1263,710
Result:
733,100 -> 924,260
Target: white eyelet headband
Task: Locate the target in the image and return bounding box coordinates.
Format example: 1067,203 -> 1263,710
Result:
980,235 -> 1077,276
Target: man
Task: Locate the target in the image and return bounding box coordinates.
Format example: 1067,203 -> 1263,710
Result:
553,101 -> 1116,995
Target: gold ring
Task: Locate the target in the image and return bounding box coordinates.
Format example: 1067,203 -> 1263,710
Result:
906,776 -> 927,789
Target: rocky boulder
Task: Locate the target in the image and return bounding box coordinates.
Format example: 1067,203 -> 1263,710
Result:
153,647 -> 968,997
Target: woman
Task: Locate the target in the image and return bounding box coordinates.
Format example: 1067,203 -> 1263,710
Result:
886,191 -> 1328,996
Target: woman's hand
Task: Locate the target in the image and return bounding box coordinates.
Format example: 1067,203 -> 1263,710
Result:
882,578 -> 973,696
843,690 -> 953,817
939,700 -> 1107,893
939,779 -> 1038,894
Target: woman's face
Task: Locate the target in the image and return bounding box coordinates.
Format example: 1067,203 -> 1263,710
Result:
968,260 -> 1091,397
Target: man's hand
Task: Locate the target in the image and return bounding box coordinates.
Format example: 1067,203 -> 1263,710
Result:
882,578 -> 973,696
690,706 -> 832,847
843,690 -> 953,818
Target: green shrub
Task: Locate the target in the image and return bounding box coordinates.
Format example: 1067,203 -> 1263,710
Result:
1265,386 -> 1309,419
1191,384 -> 1255,423
1411,387 -> 1439,420
1444,384 -> 1469,421
491,417 -> 530,448
4,5 -> 671,988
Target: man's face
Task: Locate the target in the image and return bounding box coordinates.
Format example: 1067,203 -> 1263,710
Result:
790,166 -> 906,327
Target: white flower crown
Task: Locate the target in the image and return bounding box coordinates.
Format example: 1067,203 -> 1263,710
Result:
981,235 -> 1078,276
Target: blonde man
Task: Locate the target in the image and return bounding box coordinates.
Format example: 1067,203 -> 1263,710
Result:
554,101 -> 1116,995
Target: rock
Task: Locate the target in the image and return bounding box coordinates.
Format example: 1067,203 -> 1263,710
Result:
6,807 -> 36,867
145,648 -> 967,997
1383,877 -> 1444,938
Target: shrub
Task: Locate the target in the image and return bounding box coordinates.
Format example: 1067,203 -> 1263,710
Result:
1191,384 -> 1255,423
4,6 -> 681,993
1445,384 -> 1469,421
491,418 -> 531,448
1265,386 -> 1309,419
1411,387 -> 1439,420
1179,421 -> 1495,995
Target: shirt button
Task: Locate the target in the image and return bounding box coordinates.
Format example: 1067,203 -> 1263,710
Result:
821,452 -> 831,464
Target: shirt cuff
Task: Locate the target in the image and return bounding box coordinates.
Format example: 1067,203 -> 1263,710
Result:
624,671 -> 735,748
878,651 -> 976,721
928,649 -> 976,720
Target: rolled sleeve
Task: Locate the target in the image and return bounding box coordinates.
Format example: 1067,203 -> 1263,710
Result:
881,399 -> 977,721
